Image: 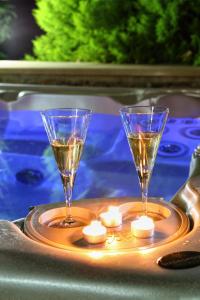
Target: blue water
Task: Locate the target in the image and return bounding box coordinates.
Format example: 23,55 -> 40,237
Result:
0,111 -> 199,220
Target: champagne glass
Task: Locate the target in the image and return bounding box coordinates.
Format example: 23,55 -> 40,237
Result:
120,106 -> 169,215
41,108 -> 91,228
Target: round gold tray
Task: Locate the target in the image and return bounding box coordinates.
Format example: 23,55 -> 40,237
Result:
24,197 -> 190,253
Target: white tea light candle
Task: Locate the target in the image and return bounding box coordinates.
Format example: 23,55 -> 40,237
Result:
100,206 -> 122,228
82,221 -> 107,244
131,216 -> 154,238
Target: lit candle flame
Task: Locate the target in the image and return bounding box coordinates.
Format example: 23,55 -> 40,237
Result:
131,216 -> 154,238
100,206 -> 122,228
82,220 -> 107,244
83,220 -> 106,236
134,216 -> 154,229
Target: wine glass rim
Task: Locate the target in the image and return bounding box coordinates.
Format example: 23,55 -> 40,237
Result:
41,107 -> 92,116
119,105 -> 169,113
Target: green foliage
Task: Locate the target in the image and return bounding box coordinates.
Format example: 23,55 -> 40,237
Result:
0,2 -> 16,59
26,0 -> 200,65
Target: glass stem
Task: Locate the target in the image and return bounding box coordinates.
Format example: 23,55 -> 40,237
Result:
61,173 -> 75,222
141,179 -> 149,215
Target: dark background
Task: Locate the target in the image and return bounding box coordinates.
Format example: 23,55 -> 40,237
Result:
2,0 -> 42,59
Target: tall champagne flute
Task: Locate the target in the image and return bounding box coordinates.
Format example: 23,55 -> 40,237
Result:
41,108 -> 91,228
120,106 -> 169,215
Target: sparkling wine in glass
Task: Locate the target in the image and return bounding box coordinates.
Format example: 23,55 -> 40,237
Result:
41,108 -> 91,228
120,106 -> 169,215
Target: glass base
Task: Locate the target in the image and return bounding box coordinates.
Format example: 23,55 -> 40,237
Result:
47,216 -> 88,228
